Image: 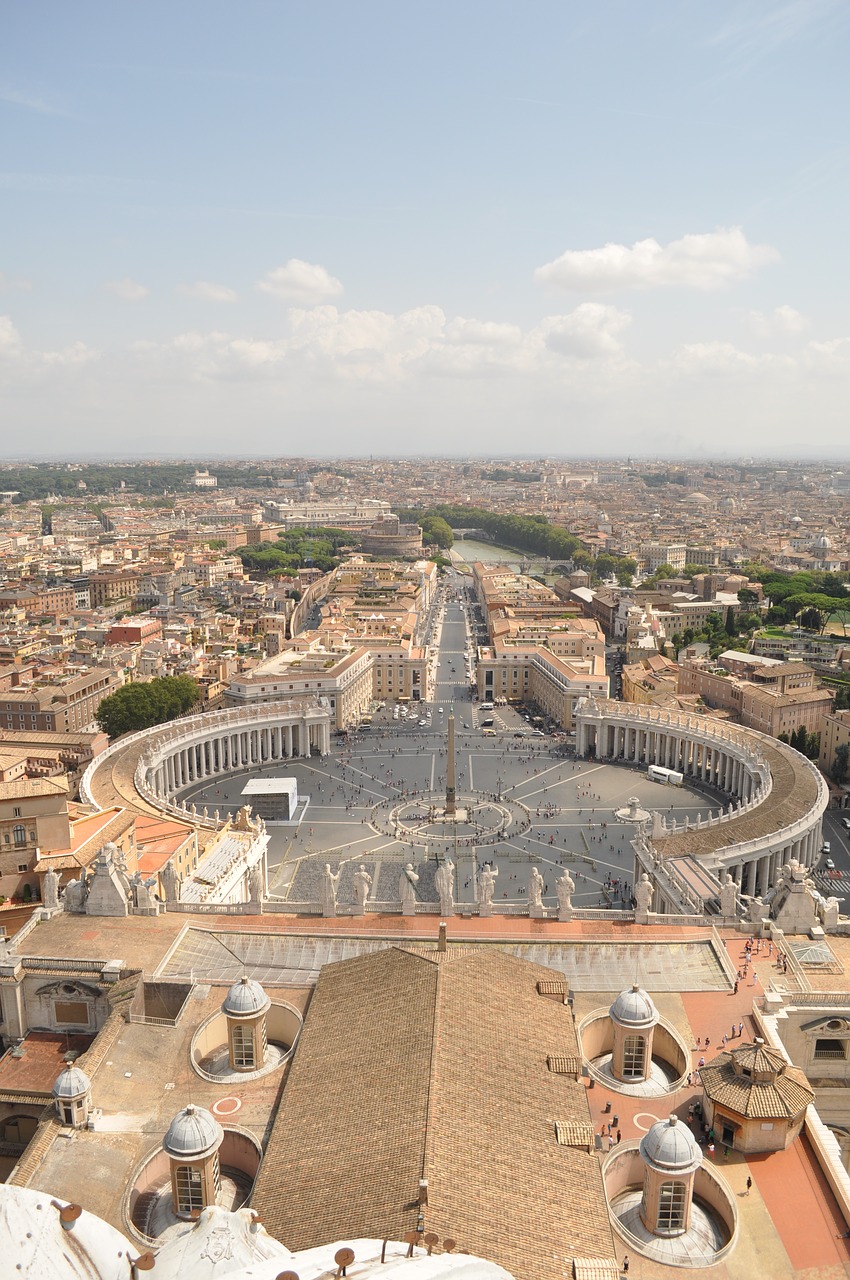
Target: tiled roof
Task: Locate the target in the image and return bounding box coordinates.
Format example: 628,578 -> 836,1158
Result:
700,1047 -> 814,1119
252,946 -> 616,1280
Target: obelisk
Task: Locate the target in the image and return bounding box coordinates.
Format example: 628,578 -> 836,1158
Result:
445,705 -> 457,817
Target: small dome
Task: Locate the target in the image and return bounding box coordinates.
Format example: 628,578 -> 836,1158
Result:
222,974 -> 270,1018
813,532 -> 832,550
640,1113 -> 702,1175
610,983 -> 658,1029
52,1066 -> 91,1099
163,1104 -> 223,1159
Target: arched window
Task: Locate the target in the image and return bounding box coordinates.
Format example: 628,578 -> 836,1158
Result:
657,1180 -> 687,1232
623,1034 -> 645,1078
12,824 -> 25,846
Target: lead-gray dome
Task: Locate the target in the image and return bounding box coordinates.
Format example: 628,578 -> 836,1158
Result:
163,1104 -> 223,1159
222,974 -> 270,1018
640,1113 -> 702,1175
52,1066 -> 91,1099
609,983 -> 658,1029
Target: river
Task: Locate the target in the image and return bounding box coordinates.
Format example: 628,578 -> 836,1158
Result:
449,538 -> 525,569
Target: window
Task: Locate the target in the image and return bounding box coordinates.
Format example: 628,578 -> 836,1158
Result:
622,1034 -> 645,1079
814,1038 -> 847,1060
13,807 -> 21,818
12,824 -> 25,846
54,1001 -> 89,1026
17,864 -> 27,873
657,1180 -> 687,1232
174,1165 -> 205,1215
231,1022 -> 255,1069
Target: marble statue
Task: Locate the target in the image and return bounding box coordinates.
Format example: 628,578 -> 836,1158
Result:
746,894 -> 768,927
63,872 -> 88,914
130,872 -> 156,911
249,861 -> 265,904
43,866 -> 60,910
353,864 -> 372,912
556,869 -> 575,918
635,872 -> 654,915
719,871 -> 739,918
528,866 -> 544,909
478,864 -> 498,908
322,863 -> 341,916
435,859 -> 455,916
399,863 -> 419,915
162,859 -> 180,904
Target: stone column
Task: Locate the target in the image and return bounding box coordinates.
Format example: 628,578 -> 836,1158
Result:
286,725 -> 293,758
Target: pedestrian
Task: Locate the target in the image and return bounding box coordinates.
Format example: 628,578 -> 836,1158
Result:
622,1255 -> 629,1274
608,1133 -> 614,1151
738,1021 -> 744,1037
616,1129 -> 622,1144
733,980 -> 739,994
746,1175 -> 752,1195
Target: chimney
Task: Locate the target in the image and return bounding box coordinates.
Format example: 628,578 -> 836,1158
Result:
438,921 -> 447,952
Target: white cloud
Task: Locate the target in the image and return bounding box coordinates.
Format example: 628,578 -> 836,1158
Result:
745,304 -> 809,337
670,341 -> 790,376
177,280 -> 238,303
536,304 -> 632,358
0,85 -> 68,117
0,272 -> 33,293
0,315 -> 22,353
444,318 -> 523,347
105,277 -> 150,302
535,226 -> 779,293
257,259 -> 343,303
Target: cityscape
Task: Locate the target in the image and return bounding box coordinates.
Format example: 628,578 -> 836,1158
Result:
4,4 -> 850,1280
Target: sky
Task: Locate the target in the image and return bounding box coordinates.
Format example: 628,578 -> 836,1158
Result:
2,0 -> 850,460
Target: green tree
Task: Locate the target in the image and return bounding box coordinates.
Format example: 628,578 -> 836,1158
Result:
96,675 -> 201,739
832,743 -> 849,786
725,607 -> 737,636
419,516 -> 454,549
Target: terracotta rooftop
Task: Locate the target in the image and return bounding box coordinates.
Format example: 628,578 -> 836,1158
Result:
0,1030 -> 94,1095
252,945 -> 616,1280
700,1042 -> 815,1119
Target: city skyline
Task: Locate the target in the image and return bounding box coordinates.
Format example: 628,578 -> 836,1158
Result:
3,2 -> 850,457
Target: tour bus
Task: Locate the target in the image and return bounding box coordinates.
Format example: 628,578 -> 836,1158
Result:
647,764 -> 683,785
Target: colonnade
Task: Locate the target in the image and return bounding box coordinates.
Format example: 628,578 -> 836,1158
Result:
576,698 -> 828,917
147,716 -> 331,804
587,719 -> 758,804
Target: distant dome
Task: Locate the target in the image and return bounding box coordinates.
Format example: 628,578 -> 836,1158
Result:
222,975 -> 270,1018
52,1066 -> 91,1099
791,515 -> 803,525
813,532 -> 832,550
609,984 -> 658,1030
640,1113 -> 702,1175
163,1104 -> 223,1159
686,491 -> 711,504
719,496 -> 737,510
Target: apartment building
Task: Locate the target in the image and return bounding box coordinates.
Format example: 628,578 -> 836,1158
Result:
820,708 -> 850,783
0,668 -> 123,733
226,635 -> 373,730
